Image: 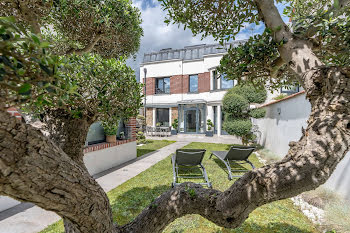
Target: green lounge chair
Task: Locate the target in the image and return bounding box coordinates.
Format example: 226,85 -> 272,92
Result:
171,149 -> 211,188
210,146 -> 255,180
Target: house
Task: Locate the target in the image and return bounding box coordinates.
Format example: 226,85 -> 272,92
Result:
140,42 -> 299,135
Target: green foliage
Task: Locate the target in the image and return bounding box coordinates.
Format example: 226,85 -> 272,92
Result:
222,93 -> 249,118
0,17 -> 59,105
102,121 -> 119,136
172,118 -> 178,130
207,119 -> 214,131
227,84 -> 267,104
249,108 -> 266,119
223,119 -> 252,138
136,131 -> 146,144
273,93 -> 288,100
26,54 -> 142,123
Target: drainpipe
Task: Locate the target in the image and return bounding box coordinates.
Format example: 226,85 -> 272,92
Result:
143,68 -> 147,125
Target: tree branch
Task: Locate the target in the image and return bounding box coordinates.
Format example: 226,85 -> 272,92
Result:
65,34 -> 102,56
269,56 -> 285,78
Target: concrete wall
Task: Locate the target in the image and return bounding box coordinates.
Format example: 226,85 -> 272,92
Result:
254,92 -> 350,199
84,141 -> 137,176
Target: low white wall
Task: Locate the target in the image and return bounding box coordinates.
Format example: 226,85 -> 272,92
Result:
254,93 -> 350,200
84,141 -> 137,176
0,141 -> 137,212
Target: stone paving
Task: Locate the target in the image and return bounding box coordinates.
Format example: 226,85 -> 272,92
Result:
0,141 -> 189,233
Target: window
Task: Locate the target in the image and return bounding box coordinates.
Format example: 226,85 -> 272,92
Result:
189,74 -> 198,93
220,73 -> 234,89
156,108 -> 169,126
155,77 -> 170,94
212,71 -> 218,90
281,84 -> 299,94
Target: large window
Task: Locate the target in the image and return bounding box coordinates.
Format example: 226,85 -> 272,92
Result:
220,73 -> 234,89
156,77 -> 170,94
156,108 -> 169,126
189,74 -> 198,93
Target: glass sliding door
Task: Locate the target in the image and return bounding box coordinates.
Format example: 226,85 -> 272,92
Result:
185,109 -> 197,133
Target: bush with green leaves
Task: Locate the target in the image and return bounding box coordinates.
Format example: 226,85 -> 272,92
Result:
207,119 -> 214,131
172,118 -> 178,130
222,84 -> 266,144
102,121 -> 119,136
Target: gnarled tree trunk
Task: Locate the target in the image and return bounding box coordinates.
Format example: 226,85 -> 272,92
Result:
1,0 -> 349,232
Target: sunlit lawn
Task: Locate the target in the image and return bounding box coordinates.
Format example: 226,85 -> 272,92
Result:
137,139 -> 176,157
41,142 -> 318,233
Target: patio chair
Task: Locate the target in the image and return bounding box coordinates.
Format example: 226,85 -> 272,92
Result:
171,149 -> 212,188
209,146 -> 255,180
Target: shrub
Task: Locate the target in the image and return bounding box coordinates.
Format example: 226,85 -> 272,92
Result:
223,119 -> 252,137
222,93 -> 249,118
136,131 -> 146,144
207,119 -> 214,131
228,84 -> 267,104
172,119 -> 178,130
249,108 -> 266,118
102,121 -> 119,136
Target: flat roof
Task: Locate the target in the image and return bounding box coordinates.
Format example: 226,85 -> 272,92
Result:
142,40 -> 247,64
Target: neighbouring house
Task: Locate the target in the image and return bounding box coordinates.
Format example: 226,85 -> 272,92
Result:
140,42 -> 300,135
0,112 -> 137,212
254,91 -> 350,200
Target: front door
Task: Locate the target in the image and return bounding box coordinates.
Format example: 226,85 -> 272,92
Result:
185,109 -> 197,133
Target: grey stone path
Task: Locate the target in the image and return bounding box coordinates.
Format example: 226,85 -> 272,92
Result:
0,141 -> 189,233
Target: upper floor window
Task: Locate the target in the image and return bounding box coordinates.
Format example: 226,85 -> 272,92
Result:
156,77 -> 170,94
212,70 -> 218,90
220,73 -> 234,89
189,74 -> 198,93
281,84 -> 299,94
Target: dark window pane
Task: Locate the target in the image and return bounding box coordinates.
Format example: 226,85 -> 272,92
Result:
189,75 -> 198,92
156,78 -> 170,94
281,85 -> 299,94
156,108 -> 169,126
221,74 -> 233,89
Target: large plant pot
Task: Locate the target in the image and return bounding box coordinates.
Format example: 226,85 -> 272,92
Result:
205,131 -> 214,137
171,129 -> 178,135
106,135 -> 117,143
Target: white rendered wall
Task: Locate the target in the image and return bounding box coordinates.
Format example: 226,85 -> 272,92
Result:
0,196 -> 20,212
254,93 -> 350,199
140,60 -> 182,79
84,141 -> 137,176
183,60 -> 205,74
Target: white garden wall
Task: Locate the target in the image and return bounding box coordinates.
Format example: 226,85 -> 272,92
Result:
254,92 -> 350,199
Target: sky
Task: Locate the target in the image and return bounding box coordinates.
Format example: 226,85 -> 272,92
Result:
127,0 -> 289,81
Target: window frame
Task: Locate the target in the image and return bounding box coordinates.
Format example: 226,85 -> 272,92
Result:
155,77 -> 170,94
156,108 -> 170,126
280,84 -> 300,94
220,73 -> 234,90
188,74 -> 199,93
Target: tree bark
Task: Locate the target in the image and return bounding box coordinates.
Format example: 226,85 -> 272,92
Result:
1,1 -> 350,233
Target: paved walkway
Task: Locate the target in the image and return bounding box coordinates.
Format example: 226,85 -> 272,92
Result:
0,141 -> 189,233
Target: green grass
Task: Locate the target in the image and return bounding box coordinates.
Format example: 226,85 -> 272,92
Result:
41,142 -> 318,233
137,139 -> 175,157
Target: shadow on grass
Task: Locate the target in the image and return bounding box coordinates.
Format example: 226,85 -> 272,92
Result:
210,157 -> 250,176
110,185 -> 170,225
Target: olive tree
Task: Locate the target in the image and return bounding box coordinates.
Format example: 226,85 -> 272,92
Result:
1,0 -> 350,233
222,85 -> 266,144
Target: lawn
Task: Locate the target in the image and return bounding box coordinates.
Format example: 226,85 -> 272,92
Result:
137,139 -> 176,157
41,142 -> 318,233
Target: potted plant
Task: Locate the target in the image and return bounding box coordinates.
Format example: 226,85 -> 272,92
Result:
102,121 -> 118,143
118,131 -> 125,140
205,119 -> 214,137
156,122 -> 161,127
171,119 -> 178,135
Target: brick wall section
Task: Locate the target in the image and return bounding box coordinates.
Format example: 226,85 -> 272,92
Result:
170,75 -> 183,94
198,72 -> 210,93
183,75 -> 189,93
171,107 -> 178,124
125,117 -> 137,139
146,108 -> 153,126
145,78 -> 155,95
7,107 -> 22,120
83,138 -> 136,154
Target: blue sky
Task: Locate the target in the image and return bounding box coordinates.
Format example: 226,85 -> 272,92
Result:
127,0 -> 289,81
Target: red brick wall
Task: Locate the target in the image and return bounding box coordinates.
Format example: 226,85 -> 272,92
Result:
125,117 -> 137,140
198,72 -> 210,93
183,75 -> 189,93
170,75 -> 183,94
145,78 -> 155,95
